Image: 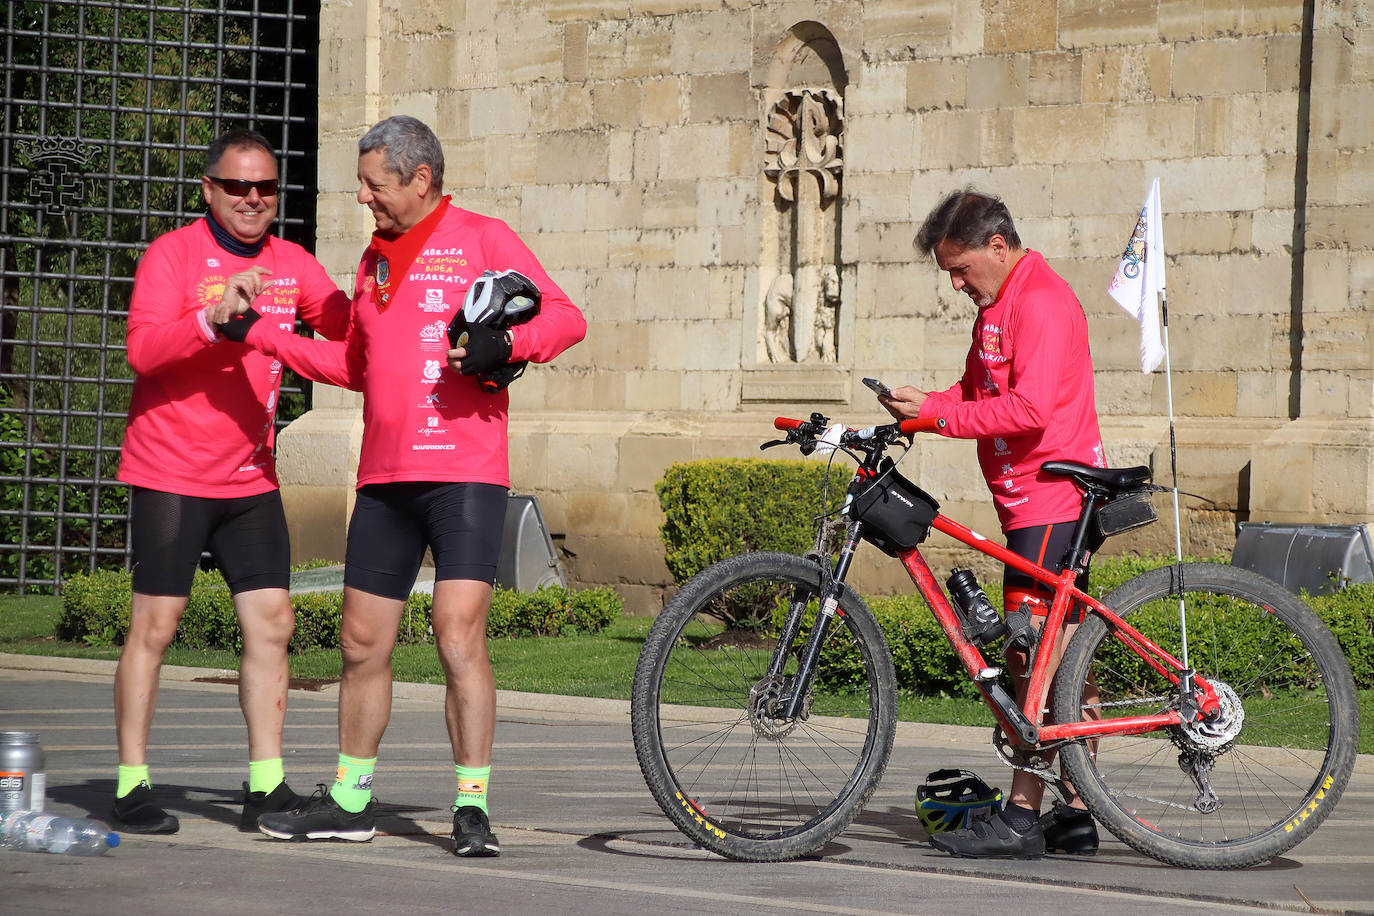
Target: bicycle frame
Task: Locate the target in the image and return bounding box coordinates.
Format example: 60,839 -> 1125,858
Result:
900,512 -> 1221,747
764,413 -> 1221,752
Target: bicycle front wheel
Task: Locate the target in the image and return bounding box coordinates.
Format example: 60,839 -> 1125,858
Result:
631,552 -> 898,862
1054,563 -> 1359,869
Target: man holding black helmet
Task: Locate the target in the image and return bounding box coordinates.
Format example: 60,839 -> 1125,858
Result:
220,115 -> 585,857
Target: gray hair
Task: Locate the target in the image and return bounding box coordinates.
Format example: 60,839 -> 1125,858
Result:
915,188 -> 1021,255
359,115 -> 445,193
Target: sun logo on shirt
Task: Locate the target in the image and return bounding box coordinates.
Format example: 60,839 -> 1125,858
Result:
196,275 -> 227,309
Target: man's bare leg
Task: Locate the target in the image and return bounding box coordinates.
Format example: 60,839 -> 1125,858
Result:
233,587 -> 294,762
337,586 -> 405,757
431,578 -> 497,768
114,593 -> 189,767
111,592 -> 188,832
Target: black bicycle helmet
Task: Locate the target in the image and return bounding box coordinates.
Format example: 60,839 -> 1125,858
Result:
915,768 -> 1003,833
447,268 -> 541,391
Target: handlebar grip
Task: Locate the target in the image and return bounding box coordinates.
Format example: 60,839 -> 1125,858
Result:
899,417 -> 946,434
774,417 -> 804,431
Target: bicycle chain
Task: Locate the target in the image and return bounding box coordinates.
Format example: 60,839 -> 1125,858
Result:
990,725 -> 1076,806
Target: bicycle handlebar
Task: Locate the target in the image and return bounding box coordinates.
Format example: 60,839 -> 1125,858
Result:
899,417 -> 947,434
773,416 -> 946,434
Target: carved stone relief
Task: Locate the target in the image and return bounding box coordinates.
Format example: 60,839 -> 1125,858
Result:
761,87 -> 843,364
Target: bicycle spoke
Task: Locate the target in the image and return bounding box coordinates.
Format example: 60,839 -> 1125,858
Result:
632,554 -> 896,859
1054,564 -> 1357,868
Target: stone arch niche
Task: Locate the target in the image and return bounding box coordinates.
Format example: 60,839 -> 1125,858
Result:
757,23 -> 847,373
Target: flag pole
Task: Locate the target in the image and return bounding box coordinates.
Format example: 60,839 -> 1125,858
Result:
1159,289 -> 1189,671
1108,177 -> 1188,669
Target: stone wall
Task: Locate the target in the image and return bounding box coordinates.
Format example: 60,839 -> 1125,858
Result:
284,0 -> 1373,613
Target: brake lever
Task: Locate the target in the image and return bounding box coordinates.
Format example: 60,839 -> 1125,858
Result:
759,439 -> 788,451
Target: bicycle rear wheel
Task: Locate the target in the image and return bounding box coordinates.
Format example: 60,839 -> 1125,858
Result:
631,552 -> 898,862
1053,563 -> 1359,868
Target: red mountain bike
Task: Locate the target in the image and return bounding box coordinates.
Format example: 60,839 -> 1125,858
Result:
630,413 -> 1358,868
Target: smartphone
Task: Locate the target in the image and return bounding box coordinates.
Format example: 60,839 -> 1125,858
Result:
862,377 -> 892,397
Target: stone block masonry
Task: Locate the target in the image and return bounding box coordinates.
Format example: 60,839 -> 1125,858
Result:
282,0 -> 1371,614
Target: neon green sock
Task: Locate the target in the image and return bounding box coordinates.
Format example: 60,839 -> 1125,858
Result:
455,764 -> 490,814
248,757 -> 285,795
329,754 -> 376,813
117,764 -> 150,798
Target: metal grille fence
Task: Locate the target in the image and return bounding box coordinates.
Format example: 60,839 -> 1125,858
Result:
1,0 -> 320,592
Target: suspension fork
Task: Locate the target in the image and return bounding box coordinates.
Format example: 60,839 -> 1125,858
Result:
767,519 -> 864,719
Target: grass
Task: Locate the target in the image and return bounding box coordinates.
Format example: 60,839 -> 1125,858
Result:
1,593 -> 1367,752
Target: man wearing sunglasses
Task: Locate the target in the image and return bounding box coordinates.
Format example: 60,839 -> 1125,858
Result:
112,129 -> 351,835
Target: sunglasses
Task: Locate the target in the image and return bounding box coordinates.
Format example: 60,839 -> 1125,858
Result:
206,175 -> 280,197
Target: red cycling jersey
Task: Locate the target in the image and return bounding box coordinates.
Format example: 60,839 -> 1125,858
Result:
918,250 -> 1105,532
244,203 -> 587,489
118,219 -> 350,497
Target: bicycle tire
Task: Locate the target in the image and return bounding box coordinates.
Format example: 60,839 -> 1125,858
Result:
1053,563 -> 1359,869
631,552 -> 898,862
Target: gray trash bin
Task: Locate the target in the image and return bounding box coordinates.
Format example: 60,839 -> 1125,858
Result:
497,492 -> 566,591
1231,522 -> 1374,596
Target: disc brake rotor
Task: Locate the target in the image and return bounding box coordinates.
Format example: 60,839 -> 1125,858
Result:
748,675 -> 809,739
1179,680 -> 1244,749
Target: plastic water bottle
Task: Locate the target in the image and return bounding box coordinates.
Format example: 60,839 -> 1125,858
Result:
946,568 -> 1008,646
0,810 -> 120,856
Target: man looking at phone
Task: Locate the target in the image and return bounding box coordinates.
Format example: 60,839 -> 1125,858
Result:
877,188 -> 1106,859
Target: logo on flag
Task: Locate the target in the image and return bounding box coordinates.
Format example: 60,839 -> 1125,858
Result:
1108,178 -> 1166,374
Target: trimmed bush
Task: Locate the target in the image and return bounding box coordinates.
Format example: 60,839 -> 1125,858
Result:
291,591 -> 344,652
657,458 -> 834,585
178,570 -> 243,652
803,555 -> 1374,695
56,568 -> 132,646
485,585 -> 623,637
657,457 -> 835,629
1310,583 -> 1374,689
58,571 -> 624,651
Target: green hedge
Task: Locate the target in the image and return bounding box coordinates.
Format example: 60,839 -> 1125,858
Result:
806,557 -> 1374,694
58,569 -> 623,650
657,457 -> 833,628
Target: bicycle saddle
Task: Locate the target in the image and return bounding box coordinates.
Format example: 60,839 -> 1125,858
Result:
1041,461 -> 1152,494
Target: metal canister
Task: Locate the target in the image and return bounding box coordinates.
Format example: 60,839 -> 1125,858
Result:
0,732 -> 46,814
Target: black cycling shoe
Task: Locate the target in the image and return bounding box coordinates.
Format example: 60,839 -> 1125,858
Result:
1040,802 -> 1098,855
452,805 -> 500,857
239,781 -> 305,832
929,808 -> 1045,859
257,784 -> 375,842
110,782 -> 180,834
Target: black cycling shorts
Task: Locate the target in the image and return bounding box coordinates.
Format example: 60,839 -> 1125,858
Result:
344,482 -> 508,600
1002,521 -> 1090,623
129,487 -> 291,597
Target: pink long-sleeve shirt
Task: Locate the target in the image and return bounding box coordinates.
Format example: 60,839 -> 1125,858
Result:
244,203 -> 587,489
118,219 -> 350,497
918,250 -> 1105,532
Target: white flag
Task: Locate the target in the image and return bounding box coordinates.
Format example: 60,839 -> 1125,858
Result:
1108,178 -> 1166,373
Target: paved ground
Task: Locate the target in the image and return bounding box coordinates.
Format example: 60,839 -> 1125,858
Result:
2,654 -> 1370,916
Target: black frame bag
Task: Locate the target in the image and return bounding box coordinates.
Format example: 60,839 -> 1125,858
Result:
847,457 -> 940,556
